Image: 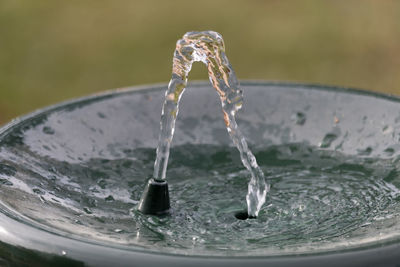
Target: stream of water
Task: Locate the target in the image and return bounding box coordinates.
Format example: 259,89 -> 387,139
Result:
153,31 -> 268,217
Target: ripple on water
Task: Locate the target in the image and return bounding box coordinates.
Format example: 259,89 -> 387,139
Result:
319,133 -> 338,148
291,112 -> 307,125
0,143 -> 400,256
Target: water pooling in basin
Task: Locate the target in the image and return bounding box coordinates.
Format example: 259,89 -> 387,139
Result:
153,31 -> 268,217
1,141 -> 400,256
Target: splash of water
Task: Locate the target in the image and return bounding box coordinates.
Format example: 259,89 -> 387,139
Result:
153,31 -> 269,217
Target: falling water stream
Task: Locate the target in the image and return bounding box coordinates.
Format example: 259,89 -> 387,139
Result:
153,31 -> 268,217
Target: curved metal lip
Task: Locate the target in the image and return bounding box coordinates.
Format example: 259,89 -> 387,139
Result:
0,80 -> 400,261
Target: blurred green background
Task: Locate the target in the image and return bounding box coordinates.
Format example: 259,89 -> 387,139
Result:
1,0 -> 399,125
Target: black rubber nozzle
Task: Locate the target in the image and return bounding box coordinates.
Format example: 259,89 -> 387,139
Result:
234,210 -> 256,220
137,178 -> 170,215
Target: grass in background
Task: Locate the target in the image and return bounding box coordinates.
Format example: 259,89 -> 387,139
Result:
0,0 -> 399,124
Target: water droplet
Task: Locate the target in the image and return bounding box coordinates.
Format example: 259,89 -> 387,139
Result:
105,195 -> 114,202
42,145 -> 51,151
319,134 -> 338,148
97,112 -> 107,119
291,112 -> 306,125
361,222 -> 371,227
357,147 -> 373,156
0,164 -> 17,176
83,207 -> 93,214
88,198 -> 97,207
81,196 -> 97,207
95,217 -> 106,223
0,178 -> 13,186
74,219 -> 83,225
33,188 -> 45,195
97,179 -> 107,189
42,126 -> 55,135
382,125 -> 393,135
384,147 -> 395,156
51,198 -> 60,203
61,250 -> 67,256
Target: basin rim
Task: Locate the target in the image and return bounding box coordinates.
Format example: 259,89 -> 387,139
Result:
0,81 -> 400,266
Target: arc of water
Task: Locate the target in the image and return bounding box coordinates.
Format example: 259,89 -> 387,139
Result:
153,31 -> 269,217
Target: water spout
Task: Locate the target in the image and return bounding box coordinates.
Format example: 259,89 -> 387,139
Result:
139,31 -> 269,217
